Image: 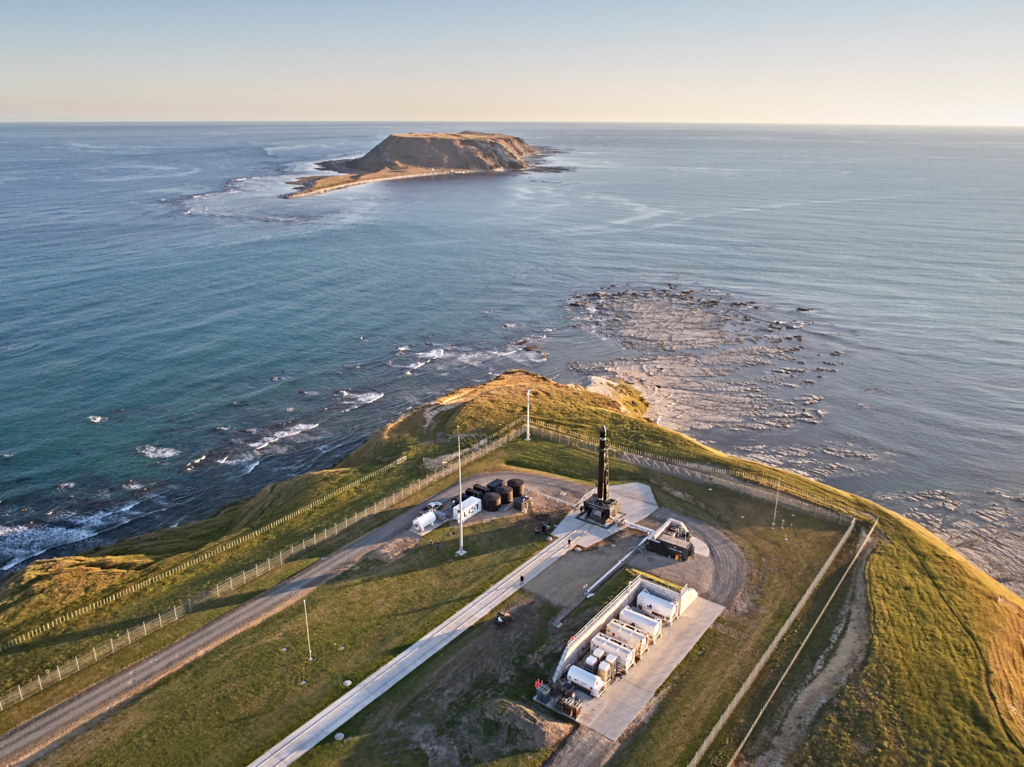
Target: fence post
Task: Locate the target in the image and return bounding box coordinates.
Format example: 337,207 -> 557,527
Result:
76,656 -> 80,671
19,684 -> 23,701
57,665 -> 62,681
110,637 -> 115,654
159,613 -> 163,628
93,647 -> 97,663
126,628 -> 131,644
37,676 -> 42,692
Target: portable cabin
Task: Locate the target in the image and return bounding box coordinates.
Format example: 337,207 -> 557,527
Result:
583,654 -> 599,672
619,606 -> 663,642
607,619 -> 651,656
591,633 -> 636,671
637,589 -> 680,623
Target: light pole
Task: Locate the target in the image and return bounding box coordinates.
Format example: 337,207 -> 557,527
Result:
771,480 -> 780,529
303,599 -> 314,662
525,389 -> 531,441
455,427 -> 467,557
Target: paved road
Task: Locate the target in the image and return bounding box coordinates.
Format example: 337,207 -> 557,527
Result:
0,470 -> 585,767
248,519 -> 593,767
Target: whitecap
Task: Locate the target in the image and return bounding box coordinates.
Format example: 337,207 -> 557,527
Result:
340,391 -> 384,405
56,482 -> 75,491
414,348 -> 444,359
242,461 -> 260,475
136,445 -> 181,459
88,416 -> 104,423
122,480 -> 144,490
248,422 -> 320,451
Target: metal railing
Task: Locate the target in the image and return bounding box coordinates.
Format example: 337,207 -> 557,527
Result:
0,421 -> 524,713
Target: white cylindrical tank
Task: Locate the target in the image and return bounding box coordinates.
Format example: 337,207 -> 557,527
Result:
412,511 -> 436,532
597,660 -> 613,681
637,589 -> 680,623
591,633 -> 635,670
567,665 -> 606,698
678,586 -> 698,614
607,619 -> 650,655
619,605 -> 663,641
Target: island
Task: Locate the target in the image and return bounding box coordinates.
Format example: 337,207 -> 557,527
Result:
284,131 -> 540,198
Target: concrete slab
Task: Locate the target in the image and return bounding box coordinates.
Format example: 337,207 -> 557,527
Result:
575,597 -> 725,741
523,534 -> 643,607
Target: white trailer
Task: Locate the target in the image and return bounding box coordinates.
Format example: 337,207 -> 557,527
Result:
591,632 -> 636,671
567,665 -> 607,698
412,510 -> 437,533
607,619 -> 651,656
637,589 -> 680,623
619,605 -> 663,642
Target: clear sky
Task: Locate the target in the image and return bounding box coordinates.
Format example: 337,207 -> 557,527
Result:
2,0 -> 1022,124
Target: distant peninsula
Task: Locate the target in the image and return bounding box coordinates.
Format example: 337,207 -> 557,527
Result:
284,131 -> 542,198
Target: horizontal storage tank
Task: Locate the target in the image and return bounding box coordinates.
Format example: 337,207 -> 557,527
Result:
482,492 -> 501,512
412,511 -> 436,532
496,485 -> 514,505
591,633 -> 635,671
619,606 -> 662,642
607,619 -> 650,655
678,586 -> 698,615
464,486 -> 484,499
473,484 -> 489,495
637,589 -> 680,623
567,665 -> 606,698
507,478 -> 526,497
597,660 -> 613,681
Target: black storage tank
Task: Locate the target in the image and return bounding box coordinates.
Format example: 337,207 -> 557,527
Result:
486,479 -> 505,491
507,478 -> 526,497
496,485 -> 514,505
482,492 -> 502,511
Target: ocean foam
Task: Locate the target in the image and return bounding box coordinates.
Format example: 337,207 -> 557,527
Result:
88,416 -> 104,423
415,348 -> 444,359
136,445 -> 181,459
340,391 -> 384,405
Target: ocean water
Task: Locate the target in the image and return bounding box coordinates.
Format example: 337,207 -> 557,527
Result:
1,123 -> 1022,580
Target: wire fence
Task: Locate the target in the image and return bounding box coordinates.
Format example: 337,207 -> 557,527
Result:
530,422 -> 866,526
0,416 -> 868,714
0,421 -> 524,713
2,455 -> 410,653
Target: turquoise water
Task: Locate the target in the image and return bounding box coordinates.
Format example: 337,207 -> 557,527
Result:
1,123 -> 1022,572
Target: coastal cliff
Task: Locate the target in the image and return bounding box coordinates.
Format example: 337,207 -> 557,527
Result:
284,131 -> 539,198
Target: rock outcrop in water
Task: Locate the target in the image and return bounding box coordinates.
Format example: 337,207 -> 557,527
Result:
284,131 -> 539,198
343,131 -> 536,173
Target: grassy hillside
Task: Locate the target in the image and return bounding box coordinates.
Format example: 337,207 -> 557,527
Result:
2,370 -> 1022,765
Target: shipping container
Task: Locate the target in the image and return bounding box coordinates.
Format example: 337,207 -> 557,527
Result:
607,619 -> 650,655
567,665 -> 606,698
591,633 -> 636,670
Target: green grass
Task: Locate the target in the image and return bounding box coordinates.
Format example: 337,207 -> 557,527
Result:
36,515 -> 550,767
604,473 -> 849,766
6,369 -> 1023,767
300,591 -> 565,767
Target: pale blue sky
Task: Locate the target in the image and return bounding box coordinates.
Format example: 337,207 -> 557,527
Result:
2,0 -> 1022,124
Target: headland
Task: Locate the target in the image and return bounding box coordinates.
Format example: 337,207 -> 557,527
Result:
284,131 -> 540,198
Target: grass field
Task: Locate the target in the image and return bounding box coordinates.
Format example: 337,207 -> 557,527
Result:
3,369 -> 1022,766
34,514 -> 550,767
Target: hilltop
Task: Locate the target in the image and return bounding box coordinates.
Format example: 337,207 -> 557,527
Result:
1,371 -> 1022,766
284,131 -> 539,198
